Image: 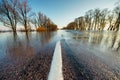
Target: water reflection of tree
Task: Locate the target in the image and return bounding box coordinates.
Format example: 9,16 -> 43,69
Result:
77,31 -> 120,52
101,32 -> 119,51
100,32 -> 120,51
100,33 -> 116,48
112,33 -> 120,51
25,32 -> 32,43
88,32 -> 103,44
37,31 -> 55,47
6,33 -> 35,62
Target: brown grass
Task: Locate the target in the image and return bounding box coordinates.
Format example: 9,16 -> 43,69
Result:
36,27 -> 46,32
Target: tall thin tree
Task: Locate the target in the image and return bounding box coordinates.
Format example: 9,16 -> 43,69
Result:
18,0 -> 32,32
0,0 -> 19,34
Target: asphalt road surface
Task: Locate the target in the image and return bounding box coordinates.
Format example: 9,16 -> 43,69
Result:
0,30 -> 120,80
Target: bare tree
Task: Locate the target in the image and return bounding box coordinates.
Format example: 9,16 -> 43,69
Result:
0,0 -> 19,34
31,12 -> 56,31
84,9 -> 93,30
31,13 -> 38,30
99,8 -> 109,30
38,12 -> 44,27
32,12 -> 48,30
114,2 -> 120,31
84,13 -> 89,30
77,17 -> 85,30
66,22 -> 76,30
18,0 -> 32,32
93,8 -> 101,30
107,11 -> 114,30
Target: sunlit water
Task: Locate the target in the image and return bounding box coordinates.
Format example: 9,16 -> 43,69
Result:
0,30 -> 120,79
65,30 -> 120,79
0,30 -> 120,64
0,32 -> 59,63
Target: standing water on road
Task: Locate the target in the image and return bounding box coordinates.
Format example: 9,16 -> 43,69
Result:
0,31 -> 58,79
0,30 -> 120,79
65,30 -> 120,79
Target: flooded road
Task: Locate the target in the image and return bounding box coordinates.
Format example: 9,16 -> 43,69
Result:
63,30 -> 120,80
0,30 -> 120,79
0,31 -> 58,79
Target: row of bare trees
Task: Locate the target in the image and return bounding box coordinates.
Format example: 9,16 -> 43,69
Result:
76,8 -> 111,31
65,1 -> 120,31
0,0 -> 31,33
31,12 -> 57,31
0,0 -> 57,34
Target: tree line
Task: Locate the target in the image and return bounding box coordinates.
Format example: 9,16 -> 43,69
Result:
64,1 -> 120,31
0,0 -> 57,34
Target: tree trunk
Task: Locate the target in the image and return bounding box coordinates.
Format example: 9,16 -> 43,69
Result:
114,13 -> 120,31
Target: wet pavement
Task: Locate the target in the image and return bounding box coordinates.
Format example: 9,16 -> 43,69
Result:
0,30 -> 120,80
64,30 -> 120,80
61,39 -> 90,80
62,39 -> 119,80
0,32 -> 57,79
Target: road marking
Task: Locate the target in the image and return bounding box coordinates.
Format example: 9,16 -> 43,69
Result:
48,41 -> 63,80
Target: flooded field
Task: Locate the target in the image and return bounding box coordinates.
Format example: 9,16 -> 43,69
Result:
0,30 -> 120,79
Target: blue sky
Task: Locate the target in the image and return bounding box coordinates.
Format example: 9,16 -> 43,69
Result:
0,0 -> 118,29
29,0 -> 117,28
